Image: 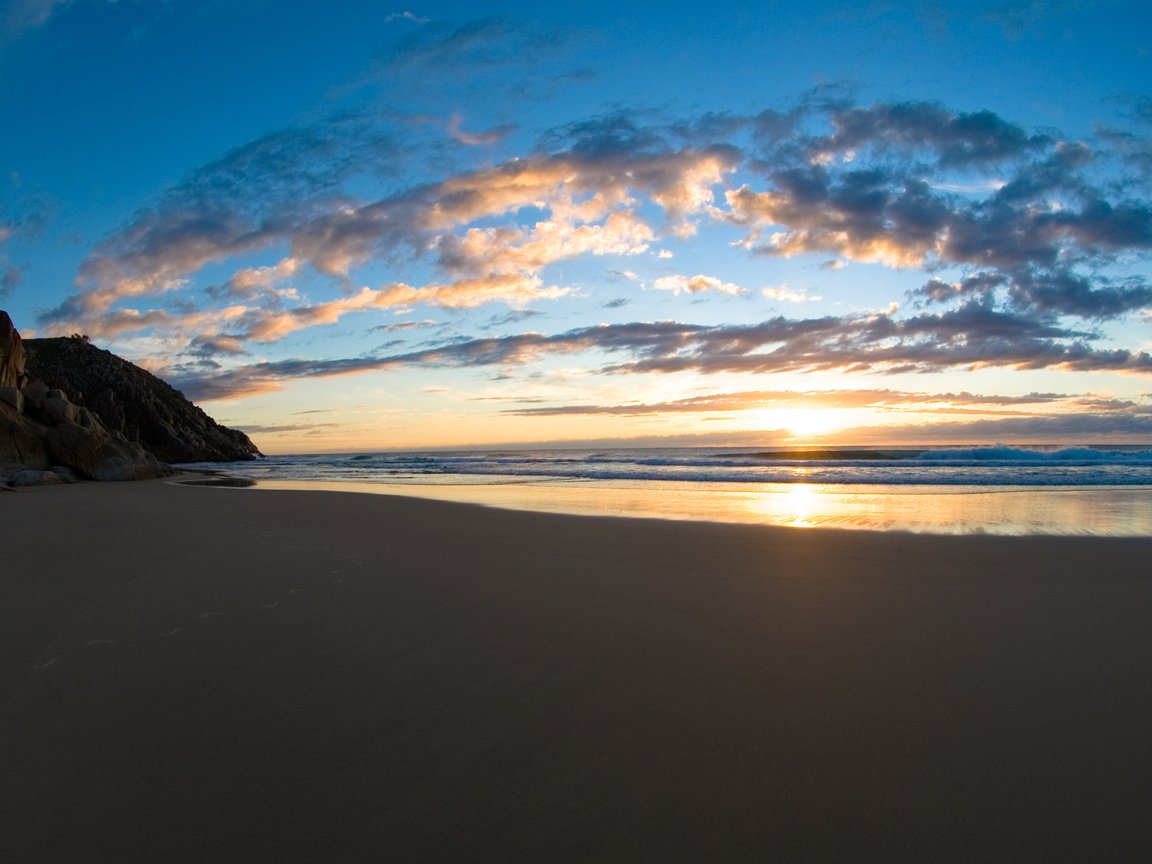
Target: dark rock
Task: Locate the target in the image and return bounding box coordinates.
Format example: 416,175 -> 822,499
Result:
23,335 -> 260,463
0,311 -> 25,388
11,469 -> 67,486
2,310 -> 260,481
50,465 -> 81,483
42,418 -> 169,481
0,386 -> 23,412
1,399 -> 52,470
21,380 -> 48,403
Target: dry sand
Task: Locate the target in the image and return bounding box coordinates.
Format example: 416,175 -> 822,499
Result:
2,478 -> 1151,862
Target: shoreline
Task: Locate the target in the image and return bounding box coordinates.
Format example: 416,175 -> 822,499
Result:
4,478 -> 1152,861
239,474 -> 1152,536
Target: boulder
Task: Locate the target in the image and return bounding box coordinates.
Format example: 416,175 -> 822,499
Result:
42,417 -> 170,481
21,380 -> 48,403
11,469 -> 67,487
1,400 -> 52,470
38,394 -> 80,425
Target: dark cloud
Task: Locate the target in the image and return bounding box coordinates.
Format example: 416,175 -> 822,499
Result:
387,17 -> 567,71
983,0 -> 1097,39
732,105 -> 1152,318
188,335 -> 247,358
171,117 -> 402,216
913,269 -> 1152,319
484,309 -> 544,329
545,112 -> 670,157
0,0 -> 70,44
0,263 -> 19,300
896,412 -> 1152,441
1005,270 -> 1152,318
814,102 -> 1049,167
368,319 -> 439,333
168,306 -> 1152,402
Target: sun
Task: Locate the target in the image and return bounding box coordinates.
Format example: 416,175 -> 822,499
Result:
784,409 -> 842,438
753,408 -> 844,439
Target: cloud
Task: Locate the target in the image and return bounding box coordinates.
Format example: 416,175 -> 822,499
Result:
385,11 -> 430,24
369,319 -> 439,333
500,387 -> 1085,417
32,79 -> 1152,389
729,106 -> 1152,318
888,411 -> 1152,441
40,116 -> 402,324
40,127 -> 734,343
983,0 -> 1096,39
762,284 -> 819,303
0,0 -> 71,43
207,257 -> 300,300
236,423 -> 342,435
167,305 -> 1152,403
809,101 -> 1049,167
912,268 -> 1152,319
653,274 -> 743,295
447,112 -> 514,146
385,17 -> 571,75
0,226 -> 19,300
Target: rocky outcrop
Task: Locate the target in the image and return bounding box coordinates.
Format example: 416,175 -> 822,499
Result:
2,383 -> 170,482
2,311 -> 260,484
24,335 -> 260,464
0,310 -> 24,388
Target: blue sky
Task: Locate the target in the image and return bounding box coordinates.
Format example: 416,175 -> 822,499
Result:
2,0 -> 1151,452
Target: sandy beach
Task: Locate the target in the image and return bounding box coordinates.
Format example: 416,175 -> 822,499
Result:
3,478 -> 1152,862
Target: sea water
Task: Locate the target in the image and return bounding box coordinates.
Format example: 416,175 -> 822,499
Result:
178,445 -> 1152,536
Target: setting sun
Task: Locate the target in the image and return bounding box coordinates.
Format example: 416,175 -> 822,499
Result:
753,408 -> 847,439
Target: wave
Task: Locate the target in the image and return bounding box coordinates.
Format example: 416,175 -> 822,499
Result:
181,444 -> 1152,489
914,445 -> 1152,464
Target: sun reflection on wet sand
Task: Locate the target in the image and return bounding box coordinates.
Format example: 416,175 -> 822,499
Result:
752,483 -> 821,528
247,477 -> 1152,536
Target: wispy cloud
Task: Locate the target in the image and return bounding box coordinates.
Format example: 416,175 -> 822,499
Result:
385,11 -> 430,24
166,305 -> 1152,402
762,284 -> 820,303
499,388 -> 1094,417
0,225 -> 19,300
447,112 -> 514,146
652,274 -> 743,295
0,0 -> 72,43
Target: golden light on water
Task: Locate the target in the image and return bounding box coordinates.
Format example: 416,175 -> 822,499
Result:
249,479 -> 1152,536
778,483 -> 819,528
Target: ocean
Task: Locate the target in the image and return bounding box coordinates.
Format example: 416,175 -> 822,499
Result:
179,444 -> 1152,536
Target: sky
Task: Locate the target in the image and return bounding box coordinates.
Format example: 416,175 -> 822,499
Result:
2,0 -> 1151,453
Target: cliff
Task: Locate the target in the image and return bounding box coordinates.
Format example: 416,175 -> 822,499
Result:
23,336 -> 260,464
2,311 -> 260,483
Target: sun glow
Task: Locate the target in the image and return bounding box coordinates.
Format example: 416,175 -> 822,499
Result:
754,408 -> 846,439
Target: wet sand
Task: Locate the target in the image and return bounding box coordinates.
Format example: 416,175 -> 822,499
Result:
3,478 -> 1151,862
